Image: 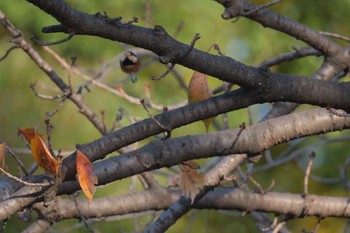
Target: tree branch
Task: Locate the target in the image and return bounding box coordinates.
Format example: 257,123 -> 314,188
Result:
31,187 -> 350,223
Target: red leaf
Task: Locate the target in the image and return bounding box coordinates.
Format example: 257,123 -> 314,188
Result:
76,150 -> 98,203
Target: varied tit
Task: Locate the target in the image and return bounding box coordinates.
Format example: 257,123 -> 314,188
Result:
120,51 -> 141,83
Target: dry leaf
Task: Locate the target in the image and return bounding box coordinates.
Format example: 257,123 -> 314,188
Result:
188,71 -> 214,132
179,161 -> 204,203
19,128 -> 61,175
31,132 -> 61,175
0,142 -> 6,170
76,150 -> 98,203
18,128 -> 36,143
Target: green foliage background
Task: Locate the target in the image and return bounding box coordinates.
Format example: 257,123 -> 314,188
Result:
1,0 -> 350,232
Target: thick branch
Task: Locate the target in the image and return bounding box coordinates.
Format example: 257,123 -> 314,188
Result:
25,0 -> 261,88
58,108 -> 350,196
62,79 -> 350,181
34,187 -> 350,221
0,104 -> 349,221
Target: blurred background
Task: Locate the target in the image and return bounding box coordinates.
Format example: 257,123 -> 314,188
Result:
1,0 -> 350,232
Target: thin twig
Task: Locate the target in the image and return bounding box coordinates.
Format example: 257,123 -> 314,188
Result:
31,32 -> 74,46
30,82 -> 69,117
319,31 -> 350,43
248,175 -> 265,194
304,152 -> 316,195
72,196 -> 95,233
100,110 -> 108,134
230,123 -> 246,149
30,83 -> 65,100
206,43 -> 224,56
110,107 -> 125,131
152,63 -> 175,80
140,99 -> 172,139
4,144 -> 28,176
243,0 -> 285,16
265,179 -> 276,192
46,97 -> 67,117
152,33 -> 200,80
0,45 -> 19,61
0,167 -> 53,187
173,21 -> 184,39
143,0 -> 154,27
271,221 -> 286,233
259,47 -> 321,67
44,119 -> 55,157
139,172 -> 162,189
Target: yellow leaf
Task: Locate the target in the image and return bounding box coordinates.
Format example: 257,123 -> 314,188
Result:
188,71 -> 214,132
76,150 -> 98,203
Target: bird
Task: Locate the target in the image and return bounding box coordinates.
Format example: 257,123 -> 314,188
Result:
119,51 -> 141,83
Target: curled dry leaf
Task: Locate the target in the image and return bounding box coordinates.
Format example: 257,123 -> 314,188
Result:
18,128 -> 61,175
179,160 -> 204,203
188,71 -> 214,132
76,150 -> 98,203
31,132 -> 61,175
18,128 -> 36,143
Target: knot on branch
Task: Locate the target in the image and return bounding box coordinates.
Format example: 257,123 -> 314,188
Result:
219,0 -> 245,19
154,25 -> 168,37
258,65 -> 272,78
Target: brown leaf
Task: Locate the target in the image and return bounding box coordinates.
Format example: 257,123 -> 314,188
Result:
76,150 -> 98,203
188,71 -> 214,132
179,161 -> 204,203
0,142 -> 6,170
18,128 -> 36,144
31,131 -> 61,175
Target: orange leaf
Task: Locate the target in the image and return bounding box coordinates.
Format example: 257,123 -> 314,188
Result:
179,161 -> 204,203
0,142 -> 6,170
76,150 -> 98,203
31,131 -> 61,175
18,128 -> 36,144
188,71 -> 214,132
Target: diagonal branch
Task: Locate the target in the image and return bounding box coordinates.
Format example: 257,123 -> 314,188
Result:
58,108 -> 350,197
24,0 -> 329,89
0,10 -> 107,134
1,107 -> 350,221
